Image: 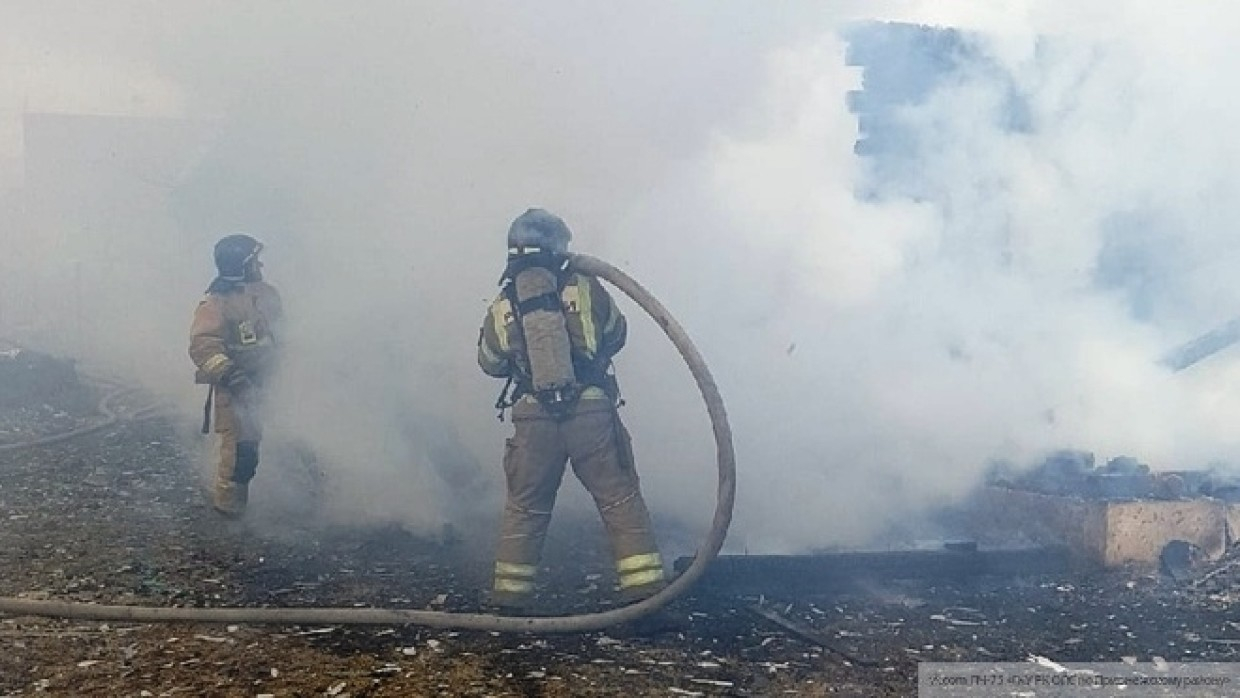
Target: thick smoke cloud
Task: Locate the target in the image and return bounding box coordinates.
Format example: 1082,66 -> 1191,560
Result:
691,2 -> 1240,550
2,2 -> 1238,553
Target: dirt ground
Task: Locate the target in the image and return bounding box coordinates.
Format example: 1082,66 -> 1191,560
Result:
4,354 -> 1240,697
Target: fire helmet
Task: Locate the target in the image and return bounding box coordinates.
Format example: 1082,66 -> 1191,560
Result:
507,209 -> 572,255
213,233 -> 263,279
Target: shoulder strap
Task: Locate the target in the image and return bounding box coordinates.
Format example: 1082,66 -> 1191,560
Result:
201,384 -> 214,434
492,281 -> 528,421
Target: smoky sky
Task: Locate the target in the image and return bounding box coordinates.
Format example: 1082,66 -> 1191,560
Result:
2,1 -> 1240,552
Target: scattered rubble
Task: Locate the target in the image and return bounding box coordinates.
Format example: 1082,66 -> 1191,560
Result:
4,361 -> 1240,695
989,449 -> 1240,502
0,348 -> 98,445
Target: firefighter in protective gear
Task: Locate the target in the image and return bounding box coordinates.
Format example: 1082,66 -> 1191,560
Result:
189,233 -> 283,517
478,209 -> 666,610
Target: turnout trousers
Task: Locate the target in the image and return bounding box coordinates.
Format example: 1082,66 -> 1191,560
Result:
492,397 -> 665,607
211,386 -> 262,516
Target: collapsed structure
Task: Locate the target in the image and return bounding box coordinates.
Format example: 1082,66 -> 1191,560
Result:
976,452 -> 1240,568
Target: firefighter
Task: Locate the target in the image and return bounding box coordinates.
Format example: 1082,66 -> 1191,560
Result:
189,233 -> 283,517
477,209 -> 666,611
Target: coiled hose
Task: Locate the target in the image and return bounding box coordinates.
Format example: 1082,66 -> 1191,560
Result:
0,254 -> 736,633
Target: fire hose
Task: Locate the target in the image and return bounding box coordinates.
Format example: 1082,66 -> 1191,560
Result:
0,379 -> 164,454
0,253 -> 737,633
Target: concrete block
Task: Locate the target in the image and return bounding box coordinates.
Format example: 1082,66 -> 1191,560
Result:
1104,499 -> 1226,565
970,486 -> 1229,567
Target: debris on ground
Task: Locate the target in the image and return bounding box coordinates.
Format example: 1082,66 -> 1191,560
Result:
4,355 -> 1240,695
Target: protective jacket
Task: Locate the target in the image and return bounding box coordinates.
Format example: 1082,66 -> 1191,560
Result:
190,280 -> 283,388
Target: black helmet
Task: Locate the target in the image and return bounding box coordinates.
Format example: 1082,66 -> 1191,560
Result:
213,233 -> 263,280
507,209 -> 572,255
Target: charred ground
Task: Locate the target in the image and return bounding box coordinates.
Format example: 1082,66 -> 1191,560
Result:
2,353 -> 1240,697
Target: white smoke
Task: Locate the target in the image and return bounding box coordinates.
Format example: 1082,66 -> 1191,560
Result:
669,2 -> 1240,550
3,2 -> 1240,553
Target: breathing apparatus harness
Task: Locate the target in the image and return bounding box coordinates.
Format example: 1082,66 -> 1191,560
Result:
494,247 -> 621,421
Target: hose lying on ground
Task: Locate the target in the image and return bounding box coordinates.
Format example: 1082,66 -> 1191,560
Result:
0,379 -> 164,453
0,253 -> 736,633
